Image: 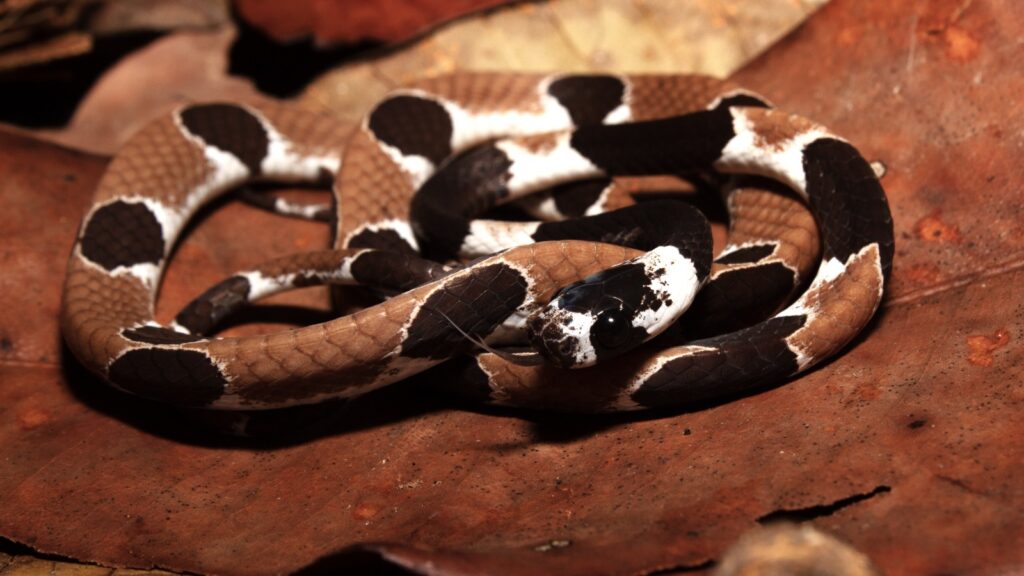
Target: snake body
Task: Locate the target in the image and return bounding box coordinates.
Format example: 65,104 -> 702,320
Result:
60,73 -> 893,412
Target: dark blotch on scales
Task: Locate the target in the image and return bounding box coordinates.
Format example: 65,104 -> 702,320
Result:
633,315 -> 806,408
108,348 -> 227,406
367,95 -> 453,165
548,75 -> 626,125
179,103 -> 270,174
347,227 -> 418,254
80,200 -> 165,270
401,264 -> 527,360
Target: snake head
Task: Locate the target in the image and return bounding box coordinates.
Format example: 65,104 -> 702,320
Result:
527,285 -> 645,368
527,246 -> 702,368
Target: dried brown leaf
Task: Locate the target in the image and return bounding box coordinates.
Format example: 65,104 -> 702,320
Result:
3,0 -> 1021,575
86,0 -> 229,35
0,30 -> 90,70
234,0 -> 513,45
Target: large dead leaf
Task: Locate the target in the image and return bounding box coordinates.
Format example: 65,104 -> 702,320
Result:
234,0 -> 513,44
2,0 -> 1022,575
301,0 -> 825,124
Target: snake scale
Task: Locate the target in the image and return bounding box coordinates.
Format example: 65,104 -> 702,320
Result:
61,73 -> 894,413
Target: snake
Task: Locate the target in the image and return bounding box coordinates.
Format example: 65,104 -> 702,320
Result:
60,73 -> 894,412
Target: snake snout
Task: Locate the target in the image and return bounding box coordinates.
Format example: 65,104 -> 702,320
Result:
526,309 -> 591,369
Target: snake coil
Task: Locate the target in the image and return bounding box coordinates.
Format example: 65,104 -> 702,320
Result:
61,73 -> 893,413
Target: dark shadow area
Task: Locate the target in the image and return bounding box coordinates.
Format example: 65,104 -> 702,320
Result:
0,32 -> 161,128
235,181 -> 335,223
0,536 -> 103,568
0,536 -> 38,557
294,545 -> 421,576
227,6 -> 379,98
646,559 -> 716,575
59,337 -> 447,450
211,303 -> 336,333
435,369 -> 797,447
294,542 -> 715,576
632,177 -> 729,225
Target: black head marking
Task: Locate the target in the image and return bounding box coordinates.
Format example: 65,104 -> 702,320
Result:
548,263 -> 655,362
175,275 -> 251,336
179,103 -> 269,174
632,315 -> 807,408
122,326 -> 203,345
555,263 -> 655,315
547,75 -> 626,125
802,138 -> 894,275
80,200 -> 165,271
108,347 -> 227,406
577,268 -> 659,356
368,95 -> 453,165
401,264 -> 527,360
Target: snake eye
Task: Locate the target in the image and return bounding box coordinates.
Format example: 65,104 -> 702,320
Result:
592,307 -> 631,350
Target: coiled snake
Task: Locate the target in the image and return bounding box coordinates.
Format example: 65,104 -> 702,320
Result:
60,74 -> 894,413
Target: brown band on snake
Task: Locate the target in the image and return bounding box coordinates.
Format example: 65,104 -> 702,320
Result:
175,249 -> 453,336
